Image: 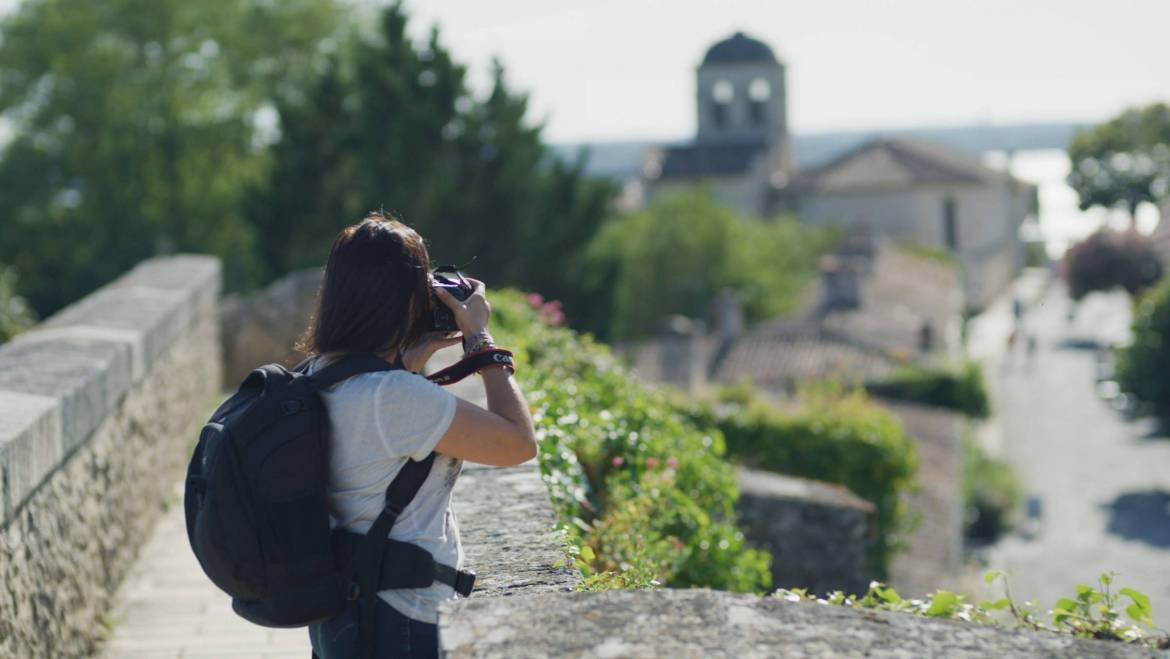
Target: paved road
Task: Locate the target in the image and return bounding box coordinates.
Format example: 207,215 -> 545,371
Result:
969,274 -> 1170,629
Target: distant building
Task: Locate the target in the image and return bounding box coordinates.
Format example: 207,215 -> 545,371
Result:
643,31 -> 1036,310
792,139 -> 1035,310
643,32 -> 794,217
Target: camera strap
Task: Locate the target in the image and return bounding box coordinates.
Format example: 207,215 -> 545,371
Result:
427,348 -> 515,386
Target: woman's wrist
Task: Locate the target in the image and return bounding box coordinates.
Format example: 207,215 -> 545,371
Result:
463,329 -> 495,354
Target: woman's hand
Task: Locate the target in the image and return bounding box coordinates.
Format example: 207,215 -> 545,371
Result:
433,278 -> 491,336
401,331 -> 462,373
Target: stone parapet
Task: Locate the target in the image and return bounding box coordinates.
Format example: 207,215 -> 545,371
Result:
0,255 -> 221,658
439,589 -> 1156,658
735,467 -> 875,595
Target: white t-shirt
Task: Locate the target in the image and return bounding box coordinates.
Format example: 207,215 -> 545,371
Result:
306,356 -> 461,624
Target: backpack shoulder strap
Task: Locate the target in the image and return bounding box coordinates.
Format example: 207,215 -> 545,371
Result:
353,452 -> 438,659
304,353 -> 400,391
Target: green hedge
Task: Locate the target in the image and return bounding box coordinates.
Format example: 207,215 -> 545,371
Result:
683,384 -> 918,576
865,362 -> 991,419
490,290 -> 771,592
962,435 -> 1022,542
1117,278 -> 1170,427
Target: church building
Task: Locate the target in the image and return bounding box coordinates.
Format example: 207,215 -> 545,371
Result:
643,32 -> 1035,310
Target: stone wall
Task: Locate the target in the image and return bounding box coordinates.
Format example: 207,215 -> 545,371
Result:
439,589 -> 1153,658
0,256 -> 220,658
735,467 -> 875,595
219,267 -> 320,386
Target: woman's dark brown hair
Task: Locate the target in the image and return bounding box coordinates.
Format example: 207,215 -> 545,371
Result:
298,213 -> 432,360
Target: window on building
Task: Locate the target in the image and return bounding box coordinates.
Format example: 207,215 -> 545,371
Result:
942,197 -> 959,251
712,79 -> 734,128
748,78 -> 771,126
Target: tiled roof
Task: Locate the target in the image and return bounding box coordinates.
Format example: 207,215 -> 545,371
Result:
753,241 -> 961,358
702,32 -> 778,66
656,140 -> 768,178
795,138 -> 1015,194
713,324 -> 896,390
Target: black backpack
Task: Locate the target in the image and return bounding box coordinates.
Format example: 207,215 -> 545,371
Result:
183,353 -> 475,653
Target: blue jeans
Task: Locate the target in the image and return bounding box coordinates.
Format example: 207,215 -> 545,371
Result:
308,599 -> 438,659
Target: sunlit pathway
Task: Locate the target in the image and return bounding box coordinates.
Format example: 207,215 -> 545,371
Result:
98,487 -> 308,658
970,274 -> 1170,628
99,347 -> 484,658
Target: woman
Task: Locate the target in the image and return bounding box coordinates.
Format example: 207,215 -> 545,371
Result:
300,213 -> 537,658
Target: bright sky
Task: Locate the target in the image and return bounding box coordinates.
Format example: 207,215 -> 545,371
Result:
397,0 -> 1170,143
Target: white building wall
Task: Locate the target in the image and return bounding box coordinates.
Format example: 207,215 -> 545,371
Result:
798,183 -> 1027,309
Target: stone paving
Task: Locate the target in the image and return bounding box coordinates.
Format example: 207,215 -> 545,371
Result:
968,271 -> 1170,629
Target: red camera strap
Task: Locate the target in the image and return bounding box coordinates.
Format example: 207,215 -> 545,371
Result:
427,348 -> 515,387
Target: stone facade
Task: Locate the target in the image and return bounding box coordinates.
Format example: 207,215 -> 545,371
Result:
0,256 -> 220,658
735,467 -> 875,595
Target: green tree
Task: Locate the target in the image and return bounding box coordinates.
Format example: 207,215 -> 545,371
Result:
582,188 -> 834,339
247,3 -> 615,303
0,0 -> 342,315
1067,103 -> 1170,227
1117,278 -> 1170,428
0,264 -> 36,342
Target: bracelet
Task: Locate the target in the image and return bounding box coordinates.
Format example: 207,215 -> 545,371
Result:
463,330 -> 495,355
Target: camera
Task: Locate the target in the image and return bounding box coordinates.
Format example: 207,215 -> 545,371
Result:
430,267 -> 473,332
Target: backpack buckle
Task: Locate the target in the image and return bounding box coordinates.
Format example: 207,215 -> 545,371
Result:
454,569 -> 476,597
346,581 -> 361,601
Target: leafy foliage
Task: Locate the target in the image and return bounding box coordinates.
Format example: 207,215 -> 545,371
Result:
683,383 -> 918,576
0,0 -> 343,314
0,265 -> 36,342
579,189 -> 835,339
248,3 -> 615,308
866,361 -> 991,419
962,436 -> 1022,542
1117,277 -> 1170,427
490,290 -> 771,592
775,572 -> 1168,649
1067,103 -> 1170,221
1063,229 -> 1164,301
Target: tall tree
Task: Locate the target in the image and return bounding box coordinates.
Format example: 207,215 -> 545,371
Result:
248,3 -> 615,310
1067,103 -> 1170,227
0,0 -> 342,315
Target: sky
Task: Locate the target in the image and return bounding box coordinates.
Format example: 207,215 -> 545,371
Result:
396,0 -> 1170,143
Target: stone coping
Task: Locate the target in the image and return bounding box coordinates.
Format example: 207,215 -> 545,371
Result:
736,466 -> 875,513
0,255 -> 220,526
439,589 -> 1159,658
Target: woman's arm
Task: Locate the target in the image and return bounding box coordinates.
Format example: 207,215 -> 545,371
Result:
431,280 -> 537,467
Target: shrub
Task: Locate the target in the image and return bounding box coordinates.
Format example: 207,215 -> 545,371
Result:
0,265 -> 36,342
490,290 -> 771,592
962,436 -> 1022,542
1117,277 -> 1170,427
865,361 -> 991,419
684,384 -> 918,576
579,189 -> 835,339
1063,229 -> 1163,301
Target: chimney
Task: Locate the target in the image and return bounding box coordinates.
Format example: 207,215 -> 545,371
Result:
819,255 -> 862,312
657,315 -> 707,393
711,288 -> 744,342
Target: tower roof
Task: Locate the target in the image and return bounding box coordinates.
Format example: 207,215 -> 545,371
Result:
702,32 -> 779,66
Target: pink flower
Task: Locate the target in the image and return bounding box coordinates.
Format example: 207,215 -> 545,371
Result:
545,309 -> 565,327
611,456 -> 625,468
527,292 -> 544,308
667,457 -> 679,469
646,457 -> 660,468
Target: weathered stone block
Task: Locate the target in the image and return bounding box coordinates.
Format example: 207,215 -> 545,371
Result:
219,268 -> 321,386
439,589 -> 1154,658
0,392 -> 62,521
735,467 -> 875,595
0,335 -> 133,455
